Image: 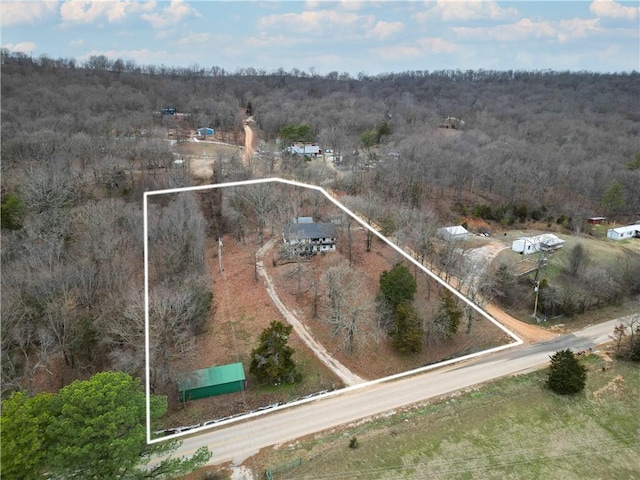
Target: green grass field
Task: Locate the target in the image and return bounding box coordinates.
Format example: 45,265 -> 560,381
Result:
497,229 -> 640,273
261,356 -> 639,479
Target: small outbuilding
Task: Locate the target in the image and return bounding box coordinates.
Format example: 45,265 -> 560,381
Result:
177,363 -> 246,402
607,224 -> 640,240
512,233 -> 565,255
292,216 -> 314,224
197,127 -> 215,137
586,216 -> 607,225
437,225 -> 469,242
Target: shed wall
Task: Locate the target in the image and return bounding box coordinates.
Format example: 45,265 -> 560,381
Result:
180,379 -> 245,402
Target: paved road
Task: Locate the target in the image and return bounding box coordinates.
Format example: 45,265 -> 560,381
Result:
169,319 -> 619,467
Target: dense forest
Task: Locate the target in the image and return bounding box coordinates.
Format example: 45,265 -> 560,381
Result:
1,50 -> 639,401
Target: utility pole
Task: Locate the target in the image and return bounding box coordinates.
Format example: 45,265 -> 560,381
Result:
532,280 -> 540,321
532,249 -> 548,321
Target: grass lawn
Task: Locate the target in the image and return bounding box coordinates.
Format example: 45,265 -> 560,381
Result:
259,356 -> 640,479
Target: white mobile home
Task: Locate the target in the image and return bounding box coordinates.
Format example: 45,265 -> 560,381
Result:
286,144 -> 321,157
607,224 -> 640,240
512,234 -> 565,255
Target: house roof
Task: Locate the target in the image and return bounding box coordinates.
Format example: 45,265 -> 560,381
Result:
287,144 -> 320,155
438,225 -> 468,235
284,222 -> 336,240
516,233 -> 565,247
608,224 -> 640,234
177,363 -> 245,392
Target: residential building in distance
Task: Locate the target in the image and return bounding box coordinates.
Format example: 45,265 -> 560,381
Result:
285,144 -> 322,157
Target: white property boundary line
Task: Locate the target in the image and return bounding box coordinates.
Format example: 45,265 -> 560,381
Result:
143,177 -> 523,445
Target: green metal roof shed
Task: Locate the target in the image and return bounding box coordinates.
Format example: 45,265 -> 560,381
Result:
177,363 -> 246,402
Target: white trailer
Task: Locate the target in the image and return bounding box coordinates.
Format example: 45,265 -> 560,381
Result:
512,234 -> 565,255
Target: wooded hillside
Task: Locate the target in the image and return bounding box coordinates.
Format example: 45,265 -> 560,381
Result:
1,50 -> 639,400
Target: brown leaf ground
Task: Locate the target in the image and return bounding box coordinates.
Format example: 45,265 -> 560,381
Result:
163,226 -> 509,429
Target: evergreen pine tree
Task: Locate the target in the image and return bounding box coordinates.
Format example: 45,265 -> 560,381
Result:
250,321 -> 301,385
393,301 -> 423,354
546,349 -> 587,395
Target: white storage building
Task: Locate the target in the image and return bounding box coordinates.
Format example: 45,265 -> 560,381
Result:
437,225 -> 469,242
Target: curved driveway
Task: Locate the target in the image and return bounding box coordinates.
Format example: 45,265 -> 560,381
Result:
255,238 -> 364,386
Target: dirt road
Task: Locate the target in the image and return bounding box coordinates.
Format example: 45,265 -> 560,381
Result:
242,118 -> 255,167
484,303 -> 557,344
462,241 -> 558,344
255,239 -> 365,386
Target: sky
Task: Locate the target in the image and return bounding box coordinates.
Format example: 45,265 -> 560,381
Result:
2,1 -> 639,75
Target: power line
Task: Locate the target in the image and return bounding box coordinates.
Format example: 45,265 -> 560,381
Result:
280,438 -> 639,479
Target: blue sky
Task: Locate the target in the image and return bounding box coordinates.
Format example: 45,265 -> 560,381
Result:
2,1 -> 638,74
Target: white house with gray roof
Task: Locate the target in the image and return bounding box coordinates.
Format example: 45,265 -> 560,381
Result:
283,221 -> 336,254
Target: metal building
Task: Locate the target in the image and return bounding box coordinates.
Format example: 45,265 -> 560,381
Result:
177,363 -> 246,402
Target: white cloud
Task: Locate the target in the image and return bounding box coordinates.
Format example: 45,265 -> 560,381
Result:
1,1 -> 57,27
1,41 -> 37,53
340,0 -> 365,11
369,21 -> 405,40
370,37 -> 458,60
258,9 -> 374,35
369,44 -> 422,61
416,37 -> 458,54
244,34 -> 306,48
61,0 -> 111,23
454,17 -> 600,43
556,18 -> 601,42
70,38 -> 85,46
590,0 -> 638,20
175,32 -> 211,47
60,0 -> 155,24
414,0 -> 519,23
142,0 -> 200,29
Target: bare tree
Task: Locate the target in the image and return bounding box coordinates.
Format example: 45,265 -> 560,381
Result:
457,260 -> 492,334
320,262 -> 376,353
147,192 -> 206,280
344,192 -> 383,252
109,276 -> 212,391
582,266 -> 619,309
19,164 -> 81,213
43,292 -> 78,367
566,243 -> 589,277
1,291 -> 37,395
